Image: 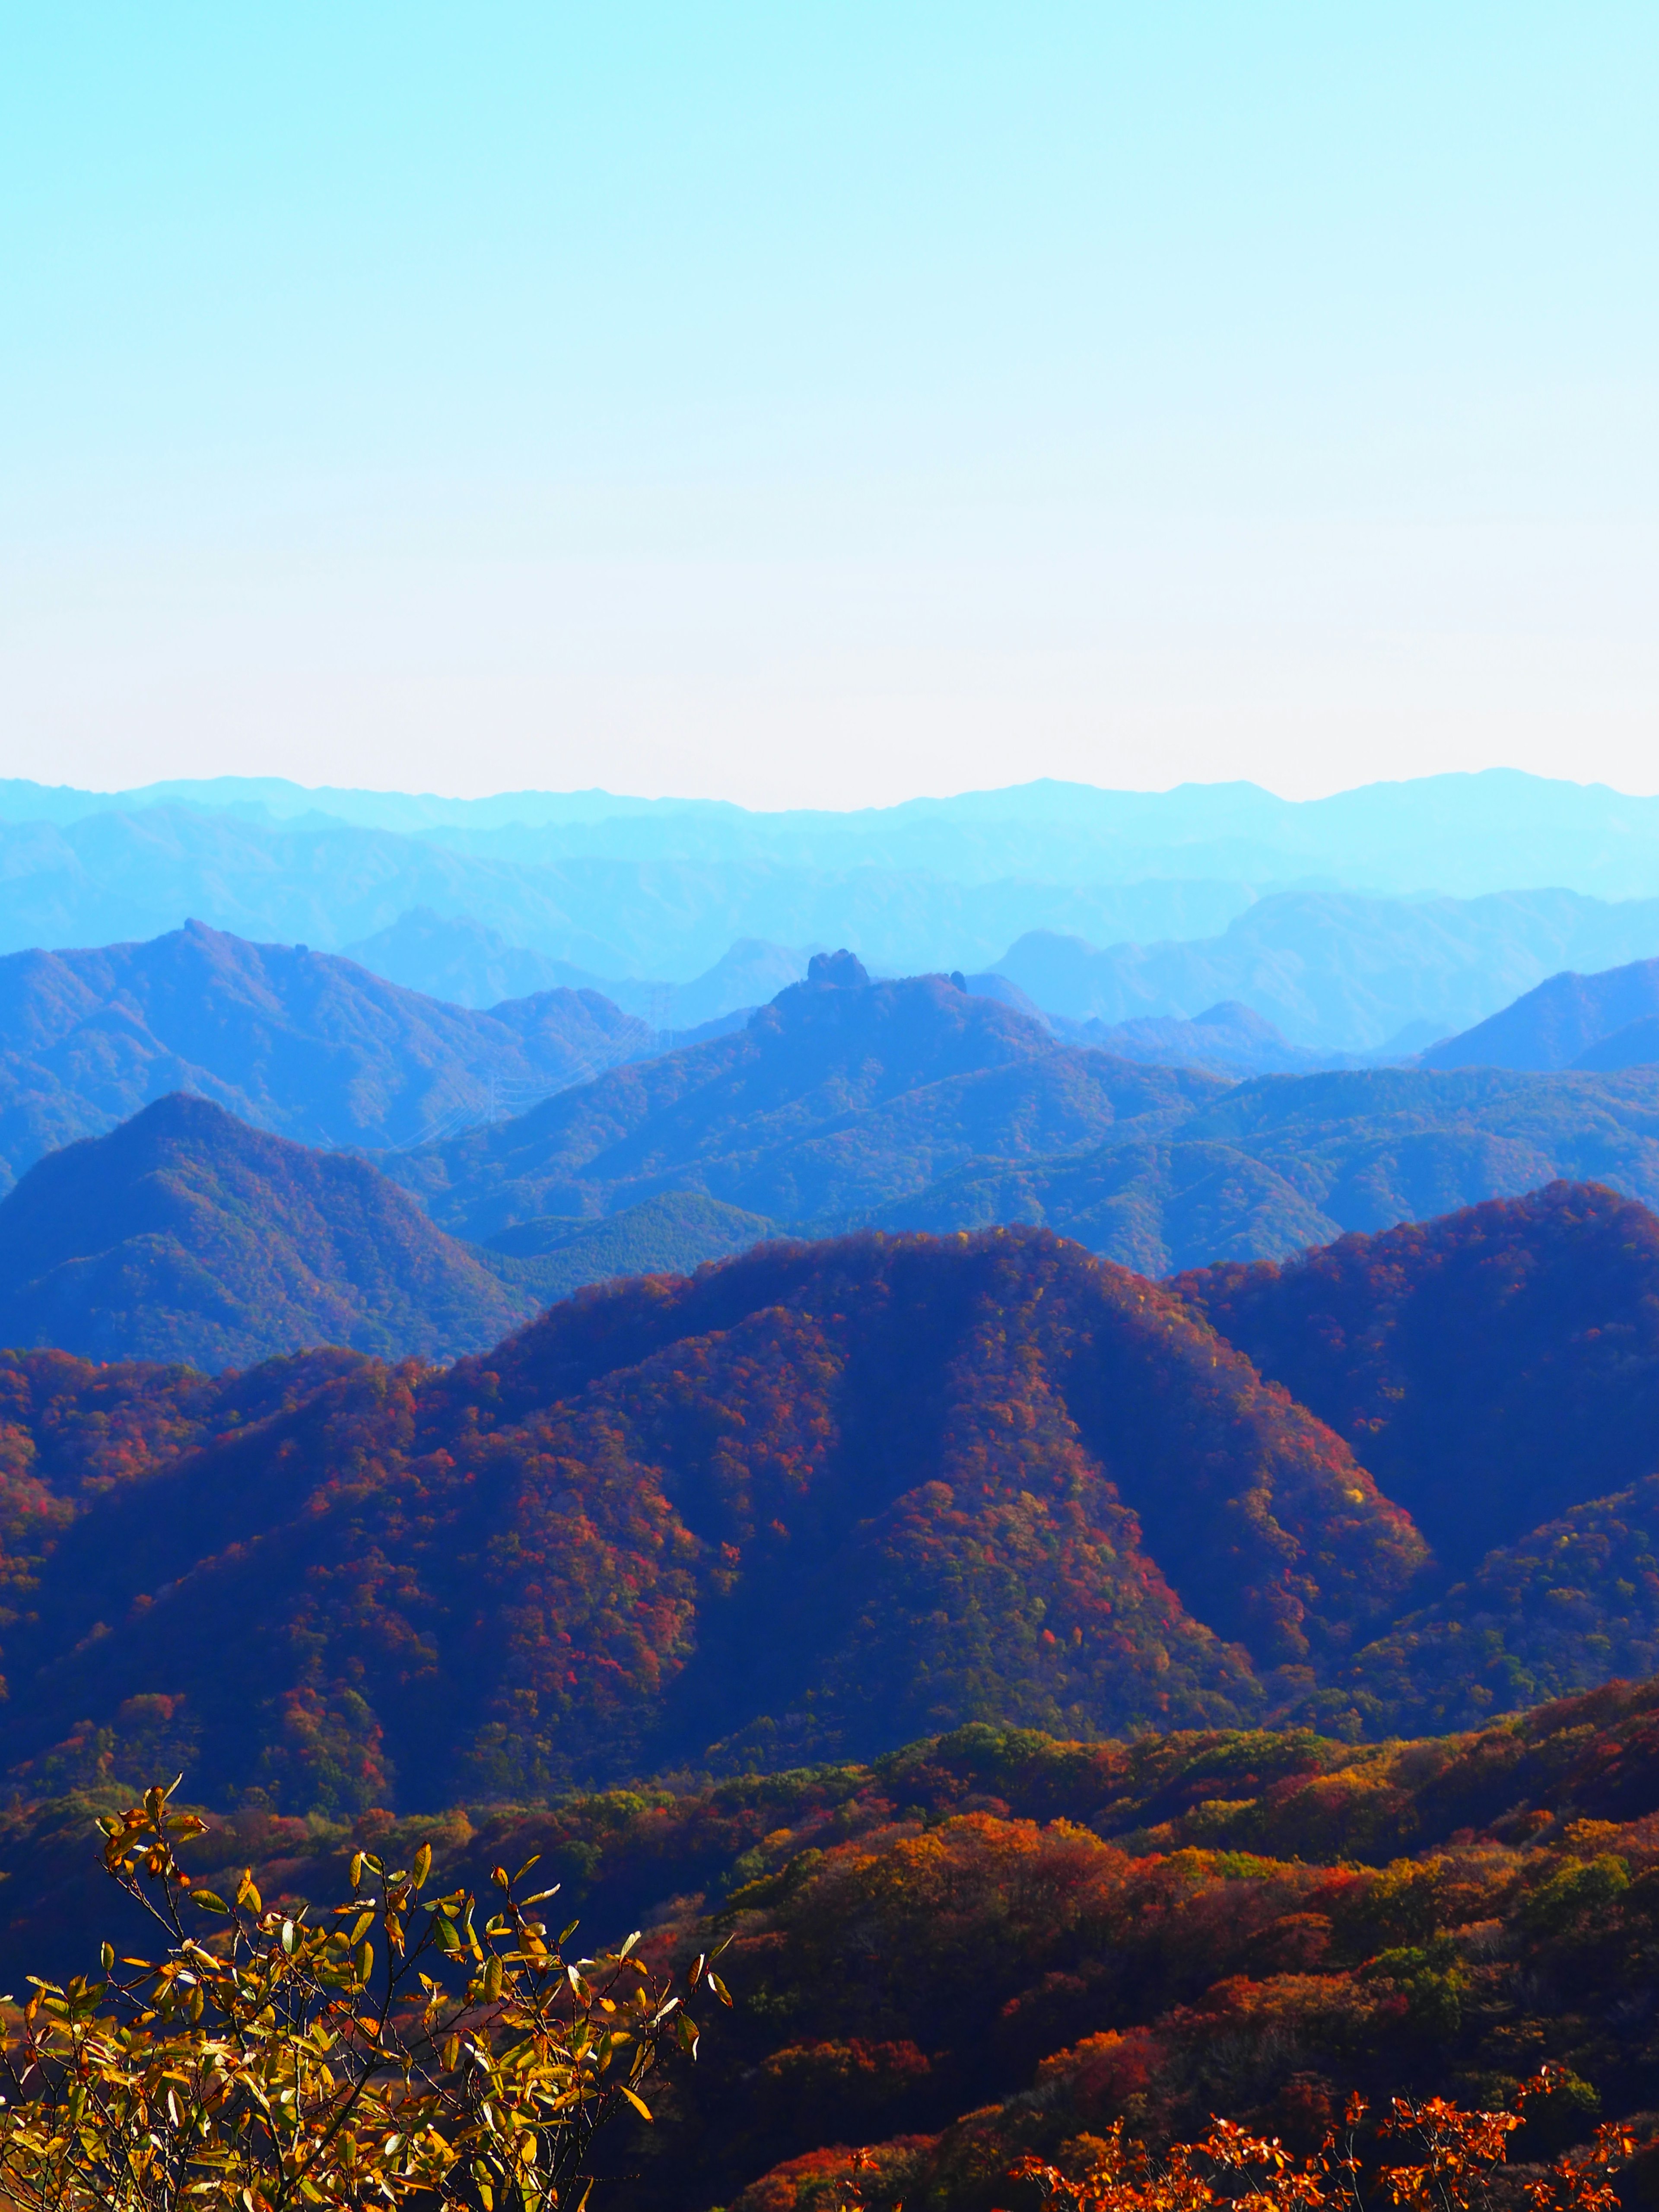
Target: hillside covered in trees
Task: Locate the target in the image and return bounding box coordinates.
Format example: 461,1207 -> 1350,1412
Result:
882,1062 -> 1659,1273
9,1678 -> 1659,2212
386,953 -> 1659,1270
1,1196 -> 1658,1812
0,1093 -> 537,1365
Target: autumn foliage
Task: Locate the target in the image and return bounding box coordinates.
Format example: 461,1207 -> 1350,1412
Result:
0,1780 -> 718,2212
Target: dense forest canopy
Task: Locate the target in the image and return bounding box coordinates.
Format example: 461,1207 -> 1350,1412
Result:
6,1681 -> 1659,2212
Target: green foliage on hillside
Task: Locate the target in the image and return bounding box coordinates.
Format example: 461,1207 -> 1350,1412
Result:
0,1093 -> 536,1366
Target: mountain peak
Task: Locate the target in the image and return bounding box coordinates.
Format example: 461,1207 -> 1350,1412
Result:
805,948 -> 870,988
0,1091 -> 533,1366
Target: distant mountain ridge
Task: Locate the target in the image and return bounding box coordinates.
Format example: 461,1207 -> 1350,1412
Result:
995,887 -> 1659,1051
12,766 -> 1659,898
1421,954 -> 1659,1071
6,778 -> 1659,1026
1058,999 -> 1332,1077
343,908 -> 810,1025
0,919 -> 655,1190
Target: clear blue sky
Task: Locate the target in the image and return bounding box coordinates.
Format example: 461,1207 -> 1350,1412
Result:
3,4 -> 1656,805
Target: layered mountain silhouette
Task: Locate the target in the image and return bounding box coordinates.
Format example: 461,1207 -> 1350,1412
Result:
14,952 -> 1659,1337
0,918 -> 655,1187
2,1191 -> 1659,1810
344,908 -> 809,1026
391,953 -> 1223,1240
341,908 -> 598,1006
0,1093 -> 537,1366
13,778 -> 1659,1035
995,889 -> 1659,1051
1420,954 -> 1659,1071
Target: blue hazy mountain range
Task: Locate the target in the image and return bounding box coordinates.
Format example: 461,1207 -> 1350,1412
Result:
0,920 -> 666,1192
10,766 -> 1659,898
1421,956 -> 1659,1073
8,946 -> 1659,1369
379,954 -> 1659,1278
6,775 -> 1659,1050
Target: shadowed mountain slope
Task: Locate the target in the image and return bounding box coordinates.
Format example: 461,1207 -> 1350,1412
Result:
1421,955 -> 1659,1071
1172,1180 -> 1659,1573
0,1094 -> 537,1367
392,955 -> 1224,1240
0,918 -> 655,1189
1172,1180 -> 1659,1729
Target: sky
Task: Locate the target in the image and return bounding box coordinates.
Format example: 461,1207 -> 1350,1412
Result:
3,3 -> 1657,808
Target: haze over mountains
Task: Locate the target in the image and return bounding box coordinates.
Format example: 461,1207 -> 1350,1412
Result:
8,774 -> 1659,1054
15,766 -> 1659,897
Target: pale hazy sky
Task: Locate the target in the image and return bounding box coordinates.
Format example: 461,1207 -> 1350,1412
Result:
4,4 -> 1658,807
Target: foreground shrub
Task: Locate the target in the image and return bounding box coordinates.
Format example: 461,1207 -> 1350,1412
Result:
0,1781 -> 724,2212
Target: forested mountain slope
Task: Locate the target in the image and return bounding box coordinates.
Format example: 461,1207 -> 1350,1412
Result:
883,1063 -> 1659,1273
0,1093 -> 535,1366
393,954 -> 1222,1239
9,1196 -> 1659,1811
0,918 -> 652,1185
1173,1181 -> 1659,1570
0,1225 -> 1425,1810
